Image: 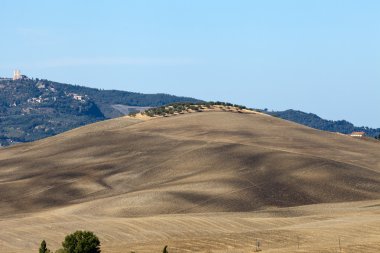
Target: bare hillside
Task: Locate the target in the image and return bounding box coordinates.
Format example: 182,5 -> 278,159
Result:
1,111 -> 380,252
1,111 -> 379,217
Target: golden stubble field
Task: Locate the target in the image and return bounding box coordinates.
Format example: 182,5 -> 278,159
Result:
0,111 -> 379,252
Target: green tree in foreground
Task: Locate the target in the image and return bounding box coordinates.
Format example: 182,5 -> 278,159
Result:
39,240 -> 50,253
62,231 -> 101,253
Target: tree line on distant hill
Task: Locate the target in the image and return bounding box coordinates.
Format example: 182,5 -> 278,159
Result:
0,78 -> 199,146
0,78 -> 379,146
269,109 -> 380,138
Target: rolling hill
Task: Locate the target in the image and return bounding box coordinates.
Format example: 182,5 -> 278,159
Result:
0,109 -> 379,252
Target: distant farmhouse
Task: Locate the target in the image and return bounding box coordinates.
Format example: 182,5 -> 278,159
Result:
350,131 -> 365,138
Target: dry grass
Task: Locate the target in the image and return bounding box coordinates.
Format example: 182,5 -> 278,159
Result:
0,111 -> 379,252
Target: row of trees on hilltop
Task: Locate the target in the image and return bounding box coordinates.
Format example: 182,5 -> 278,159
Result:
137,101 -> 250,117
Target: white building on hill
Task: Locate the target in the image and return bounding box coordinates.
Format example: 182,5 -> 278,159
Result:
13,70 -> 28,80
13,69 -> 21,80
350,131 -> 365,137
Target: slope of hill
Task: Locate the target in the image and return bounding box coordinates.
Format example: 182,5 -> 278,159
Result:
0,78 -> 199,146
0,111 -> 380,253
269,109 -> 380,137
1,110 -> 379,216
0,110 -> 380,252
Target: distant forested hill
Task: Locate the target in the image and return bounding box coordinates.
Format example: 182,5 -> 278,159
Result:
0,78 -> 199,146
269,109 -> 380,138
1,77 -> 378,147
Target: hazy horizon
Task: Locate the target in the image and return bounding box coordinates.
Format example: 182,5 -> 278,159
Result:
1,0 -> 379,127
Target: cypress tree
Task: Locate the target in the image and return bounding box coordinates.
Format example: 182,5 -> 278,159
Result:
39,240 -> 48,253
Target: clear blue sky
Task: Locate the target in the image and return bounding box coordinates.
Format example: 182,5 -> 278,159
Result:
1,1 -> 379,127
